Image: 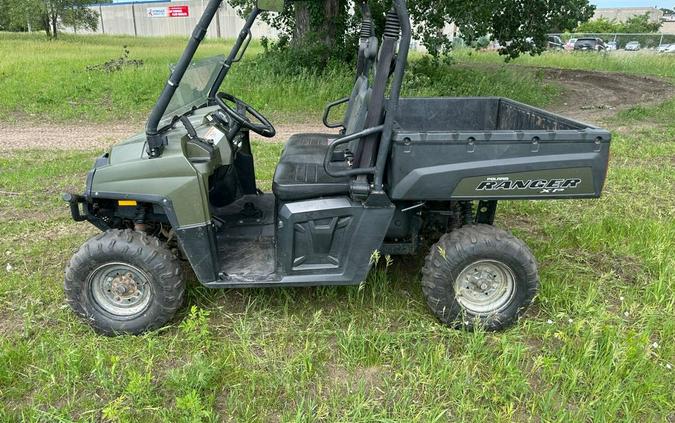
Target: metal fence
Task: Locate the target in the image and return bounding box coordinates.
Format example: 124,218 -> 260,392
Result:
63,0 -> 277,39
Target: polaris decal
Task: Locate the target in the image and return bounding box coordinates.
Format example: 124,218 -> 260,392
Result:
476,177 -> 582,194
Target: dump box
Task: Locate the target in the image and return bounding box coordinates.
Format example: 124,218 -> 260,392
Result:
388,97 -> 611,200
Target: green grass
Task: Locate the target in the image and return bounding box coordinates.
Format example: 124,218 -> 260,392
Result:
0,33 -> 559,123
1,106 -> 674,421
0,33 -> 674,421
454,49 -> 675,80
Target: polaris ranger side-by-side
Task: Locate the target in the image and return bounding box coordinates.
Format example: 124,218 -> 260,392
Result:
64,0 -> 611,335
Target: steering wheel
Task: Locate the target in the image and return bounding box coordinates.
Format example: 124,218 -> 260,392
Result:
215,92 -> 276,138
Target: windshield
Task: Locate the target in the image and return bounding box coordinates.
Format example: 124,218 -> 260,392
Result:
160,55 -> 225,126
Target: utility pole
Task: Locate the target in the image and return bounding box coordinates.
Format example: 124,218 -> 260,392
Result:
100,4 -> 105,34
131,5 -> 138,36
216,3 -> 222,38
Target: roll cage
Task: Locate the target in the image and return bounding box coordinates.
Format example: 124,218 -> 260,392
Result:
144,0 -> 413,196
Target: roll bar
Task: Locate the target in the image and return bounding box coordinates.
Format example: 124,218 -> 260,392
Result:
337,0 -> 411,194
373,0 -> 411,191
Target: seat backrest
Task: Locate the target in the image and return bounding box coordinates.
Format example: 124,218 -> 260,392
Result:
344,75 -> 371,135
341,35 -> 378,136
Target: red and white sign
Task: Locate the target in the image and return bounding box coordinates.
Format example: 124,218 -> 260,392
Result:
168,6 -> 189,17
147,5 -> 189,18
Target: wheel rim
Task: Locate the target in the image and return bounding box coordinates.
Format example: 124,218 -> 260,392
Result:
454,259 -> 516,315
88,262 -> 152,317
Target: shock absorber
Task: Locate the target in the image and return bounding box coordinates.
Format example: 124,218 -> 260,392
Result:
461,201 -> 474,226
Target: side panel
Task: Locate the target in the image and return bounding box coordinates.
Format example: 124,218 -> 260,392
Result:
277,197 -> 394,285
389,137 -> 610,200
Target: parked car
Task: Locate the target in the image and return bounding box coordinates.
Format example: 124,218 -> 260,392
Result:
665,44 -> 675,54
564,38 -> 577,50
547,35 -> 564,50
606,41 -> 618,51
574,38 -> 605,52
656,43 -> 672,53
624,41 -> 641,51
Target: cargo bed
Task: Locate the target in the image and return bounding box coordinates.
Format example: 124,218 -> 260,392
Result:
387,97 -> 611,200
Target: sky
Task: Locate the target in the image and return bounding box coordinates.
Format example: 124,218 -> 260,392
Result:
590,0 -> 673,8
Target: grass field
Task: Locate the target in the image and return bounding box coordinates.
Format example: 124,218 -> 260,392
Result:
0,33 -> 559,123
456,49 -> 675,80
0,34 -> 674,421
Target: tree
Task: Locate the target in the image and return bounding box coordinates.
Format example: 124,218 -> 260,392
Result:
229,0 -> 595,61
43,0 -> 99,38
230,0 -> 358,64
575,17 -> 621,33
621,13 -> 661,33
0,0 -> 98,38
575,13 -> 662,34
407,0 -> 595,58
0,0 -> 43,32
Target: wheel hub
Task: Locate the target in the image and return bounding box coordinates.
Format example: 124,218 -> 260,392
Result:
110,272 -> 141,299
89,263 -> 152,317
454,259 -> 516,315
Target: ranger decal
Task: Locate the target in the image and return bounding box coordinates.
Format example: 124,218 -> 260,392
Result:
476,177 -> 581,193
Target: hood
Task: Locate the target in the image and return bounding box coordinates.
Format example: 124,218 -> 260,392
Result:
108,106 -> 221,165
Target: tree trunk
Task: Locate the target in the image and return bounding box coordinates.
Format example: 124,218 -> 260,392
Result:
51,14 -> 58,38
292,0 -> 343,48
293,3 -> 310,45
322,0 -> 341,48
41,14 -> 51,37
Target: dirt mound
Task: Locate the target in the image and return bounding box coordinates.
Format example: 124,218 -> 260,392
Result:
541,68 -> 674,123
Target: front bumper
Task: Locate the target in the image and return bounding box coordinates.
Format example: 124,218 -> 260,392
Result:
63,192 -> 88,222
63,192 -> 111,230
63,152 -> 111,225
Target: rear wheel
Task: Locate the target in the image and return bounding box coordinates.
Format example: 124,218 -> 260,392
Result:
421,224 -> 538,331
65,229 -> 185,335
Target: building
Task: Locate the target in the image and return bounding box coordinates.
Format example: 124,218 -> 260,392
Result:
66,0 -> 277,39
593,7 -> 663,23
592,7 -> 675,35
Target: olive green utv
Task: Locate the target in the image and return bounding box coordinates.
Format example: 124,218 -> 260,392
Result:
64,0 -> 611,335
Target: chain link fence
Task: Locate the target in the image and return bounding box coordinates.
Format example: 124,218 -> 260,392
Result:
551,33 -> 675,51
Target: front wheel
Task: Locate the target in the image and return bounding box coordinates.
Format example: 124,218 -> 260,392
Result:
65,229 -> 185,335
421,224 -> 539,331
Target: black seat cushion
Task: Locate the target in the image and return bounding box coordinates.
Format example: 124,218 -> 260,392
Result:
273,161 -> 351,201
282,133 -> 338,157
274,134 -> 351,201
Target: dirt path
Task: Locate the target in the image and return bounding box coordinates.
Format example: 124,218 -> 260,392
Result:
0,121 -> 333,152
541,68 -> 674,123
0,68 -> 671,151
